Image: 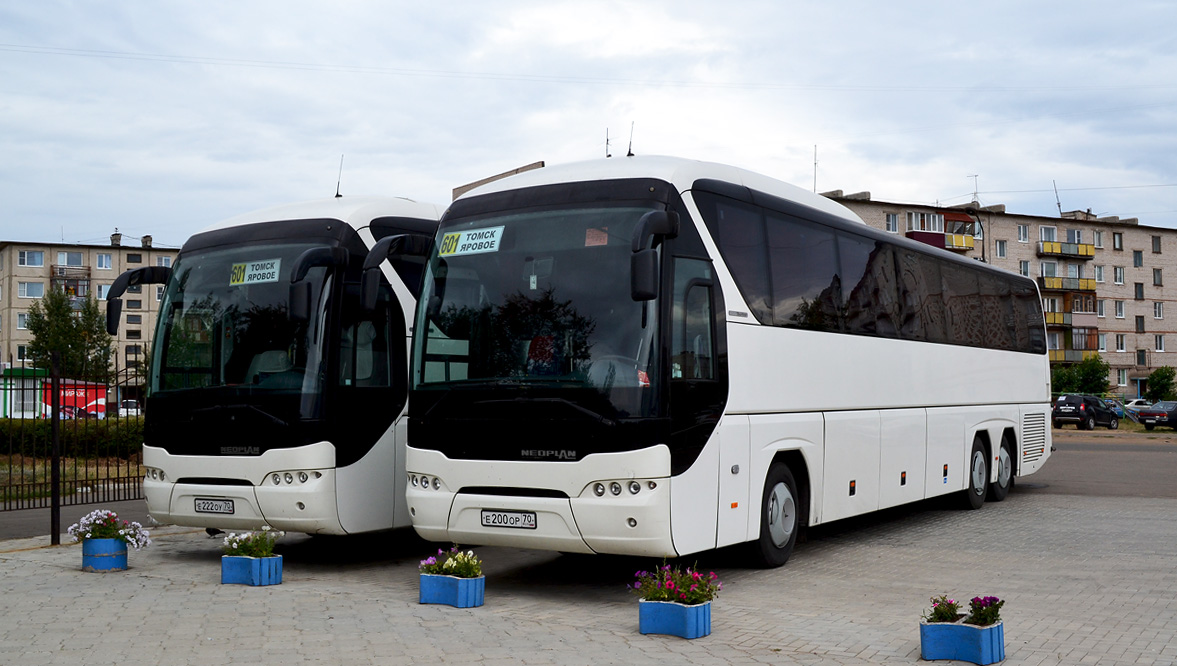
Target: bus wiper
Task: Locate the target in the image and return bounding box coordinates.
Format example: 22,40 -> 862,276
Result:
191,404 -> 289,427
476,396 -> 616,427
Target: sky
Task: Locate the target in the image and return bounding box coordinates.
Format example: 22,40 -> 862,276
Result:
1,1 -> 1175,248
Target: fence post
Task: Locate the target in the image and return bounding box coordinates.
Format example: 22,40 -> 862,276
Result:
50,352 -> 61,545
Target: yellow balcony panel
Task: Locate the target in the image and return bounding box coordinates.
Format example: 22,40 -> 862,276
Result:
1037,241 -> 1095,260
1044,312 -> 1072,327
944,234 -> 975,251
1038,276 -> 1097,292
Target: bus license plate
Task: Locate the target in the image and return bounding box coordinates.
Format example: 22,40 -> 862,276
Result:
481,509 -> 536,530
195,498 -> 235,514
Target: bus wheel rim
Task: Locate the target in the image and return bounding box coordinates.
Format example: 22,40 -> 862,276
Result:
767,482 -> 796,548
998,446 -> 1012,487
971,450 -> 987,494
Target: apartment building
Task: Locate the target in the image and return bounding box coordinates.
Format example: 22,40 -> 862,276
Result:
0,232 -> 178,381
825,191 -> 1170,399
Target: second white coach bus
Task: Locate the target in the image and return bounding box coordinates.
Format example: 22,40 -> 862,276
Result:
107,196 -> 440,534
397,157 -> 1051,566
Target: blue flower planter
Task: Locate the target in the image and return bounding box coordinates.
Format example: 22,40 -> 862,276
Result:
639,600 -> 712,639
419,574 -> 484,608
221,555 -> 282,586
920,619 -> 1005,665
81,538 -> 127,572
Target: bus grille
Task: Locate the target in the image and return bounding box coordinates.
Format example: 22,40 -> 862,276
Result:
1021,412 -> 1047,463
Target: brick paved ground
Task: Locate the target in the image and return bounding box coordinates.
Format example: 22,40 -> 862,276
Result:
1,487 -> 1175,665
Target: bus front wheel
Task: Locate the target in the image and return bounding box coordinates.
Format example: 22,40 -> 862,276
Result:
963,437 -> 988,510
749,464 -> 799,568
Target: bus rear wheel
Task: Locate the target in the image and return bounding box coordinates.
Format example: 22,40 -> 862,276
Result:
988,437 -> 1014,502
748,463 -> 799,568
963,437 -> 988,510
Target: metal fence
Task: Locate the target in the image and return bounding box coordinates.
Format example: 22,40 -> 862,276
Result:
2,356 -> 144,512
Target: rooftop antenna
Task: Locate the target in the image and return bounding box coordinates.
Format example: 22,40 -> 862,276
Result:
335,154 -> 345,198
967,174 -> 979,201
605,129 -> 611,158
1053,180 -> 1063,216
626,121 -> 634,157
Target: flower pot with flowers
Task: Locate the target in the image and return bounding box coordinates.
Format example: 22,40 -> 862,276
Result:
630,562 -> 722,639
418,546 -> 484,608
68,509 -> 152,572
919,593 -> 1006,665
221,526 -> 284,586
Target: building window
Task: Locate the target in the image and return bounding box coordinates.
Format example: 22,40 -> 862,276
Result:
17,345 -> 28,361
1157,335 -> 1166,352
18,282 -> 44,298
18,250 -> 44,267
1094,230 -> 1104,248
1156,302 -> 1164,319
1114,266 -> 1125,284
97,253 -> 112,270
1097,300 -> 1105,317
1019,260 -> 1030,277
1155,268 -> 1163,286
1135,283 -> 1145,300
57,251 -> 83,267
1043,297 -> 1060,313
1137,349 -> 1148,366
1118,369 -> 1128,386
1047,332 -> 1060,351
127,299 -> 142,310
1040,226 -> 1057,242
1018,224 -> 1029,243
995,240 -> 1007,258
1094,265 -> 1105,283
1136,315 -> 1146,333
1067,263 -> 1084,280
1115,301 -> 1125,318
1041,261 -> 1058,278
906,212 -> 944,232
127,314 -> 142,324
126,329 -> 142,340
158,256 -> 172,267
1067,229 -> 1083,243
1133,250 -> 1143,267
1116,334 -> 1126,352
156,285 -> 165,301
1154,236 -> 1162,253
127,253 -> 142,264
1113,232 -> 1123,250
17,313 -> 28,329
1098,333 -> 1107,352
884,213 -> 898,232
97,284 -> 110,300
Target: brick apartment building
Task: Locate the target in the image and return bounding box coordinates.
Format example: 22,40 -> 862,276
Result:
822,190 -> 1170,398
0,232 -> 178,387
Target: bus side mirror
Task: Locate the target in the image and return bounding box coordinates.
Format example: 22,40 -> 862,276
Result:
360,234 -> 432,312
289,281 -> 312,322
289,246 -> 349,322
631,250 -> 659,301
105,299 -> 123,335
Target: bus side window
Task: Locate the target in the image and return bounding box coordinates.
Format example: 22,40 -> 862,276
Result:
672,258 -> 715,380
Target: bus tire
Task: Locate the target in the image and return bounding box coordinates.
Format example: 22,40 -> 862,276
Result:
988,436 -> 1014,502
963,437 -> 988,510
748,464 -> 799,568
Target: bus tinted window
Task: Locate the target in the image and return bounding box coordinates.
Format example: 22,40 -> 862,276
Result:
709,198 -> 772,323
766,212 -> 839,331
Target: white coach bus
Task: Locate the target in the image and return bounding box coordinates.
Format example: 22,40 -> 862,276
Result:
106,196 -> 440,534
396,157 -> 1051,566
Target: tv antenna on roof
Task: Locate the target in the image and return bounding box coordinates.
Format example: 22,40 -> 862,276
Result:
626,121 -> 634,157
335,154 -> 345,198
967,174 -> 979,201
605,129 -> 612,158
1053,180 -> 1063,216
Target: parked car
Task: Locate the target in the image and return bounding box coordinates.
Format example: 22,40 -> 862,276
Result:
1052,394 -> 1119,430
1104,399 -> 1126,418
117,400 -> 141,417
1125,398 -> 1152,412
1137,401 -> 1177,430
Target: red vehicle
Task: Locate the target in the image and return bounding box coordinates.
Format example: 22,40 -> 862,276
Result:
42,381 -> 107,419
1138,401 -> 1177,431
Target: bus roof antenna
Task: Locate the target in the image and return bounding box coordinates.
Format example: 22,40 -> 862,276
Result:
605,129 -> 611,158
626,121 -> 634,157
335,154 -> 345,198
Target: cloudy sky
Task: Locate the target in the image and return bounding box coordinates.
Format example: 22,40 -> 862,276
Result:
1,2 -> 1174,248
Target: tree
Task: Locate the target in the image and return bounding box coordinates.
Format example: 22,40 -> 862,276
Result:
25,288 -> 113,380
1051,354 -> 1109,396
1144,366 -> 1177,404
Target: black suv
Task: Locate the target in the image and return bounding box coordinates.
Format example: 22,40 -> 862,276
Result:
1052,394 -> 1119,430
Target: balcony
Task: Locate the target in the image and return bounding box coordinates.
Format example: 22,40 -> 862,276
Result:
944,234 -> 975,251
1049,349 -> 1099,363
1037,241 -> 1095,260
1038,276 -> 1097,292
1044,312 -> 1071,327
51,264 -> 91,279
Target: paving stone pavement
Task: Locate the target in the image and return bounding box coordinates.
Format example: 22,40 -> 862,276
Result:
1,488 -> 1175,665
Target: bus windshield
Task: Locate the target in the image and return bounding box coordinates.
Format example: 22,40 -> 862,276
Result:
413,204 -> 660,419
150,242 -> 333,419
